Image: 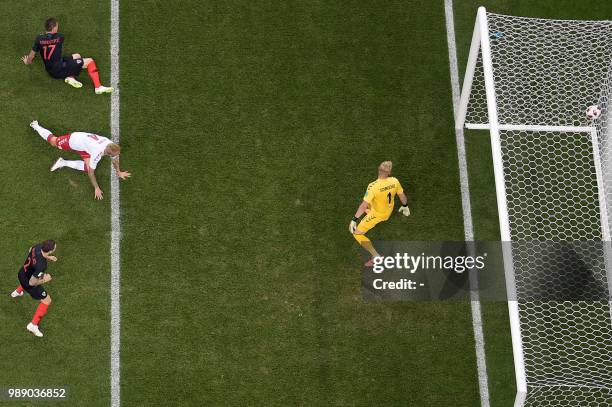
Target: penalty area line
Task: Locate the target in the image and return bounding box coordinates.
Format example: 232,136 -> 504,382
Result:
443,1 -> 491,406
110,0 -> 121,406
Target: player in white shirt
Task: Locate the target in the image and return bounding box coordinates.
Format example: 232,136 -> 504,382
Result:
29,120 -> 131,200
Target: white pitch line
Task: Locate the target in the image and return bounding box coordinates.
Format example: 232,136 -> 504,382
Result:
443,1 -> 491,406
110,0 -> 121,406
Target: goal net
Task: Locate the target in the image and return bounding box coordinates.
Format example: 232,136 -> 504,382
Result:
457,8 -> 612,407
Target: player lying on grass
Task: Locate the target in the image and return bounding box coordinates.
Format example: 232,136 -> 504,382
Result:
11,240 -> 58,338
349,161 -> 411,266
22,17 -> 113,94
30,120 -> 131,200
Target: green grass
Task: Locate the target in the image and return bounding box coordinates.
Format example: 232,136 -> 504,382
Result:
119,1 -> 478,405
0,1 -> 111,406
1,1 -> 611,406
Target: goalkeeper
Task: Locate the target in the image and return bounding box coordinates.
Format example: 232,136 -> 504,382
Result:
349,161 -> 410,266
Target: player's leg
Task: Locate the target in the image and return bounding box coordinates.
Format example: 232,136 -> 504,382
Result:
352,214 -> 384,262
59,55 -> 83,89
32,295 -> 52,325
27,292 -> 51,338
50,134 -> 88,171
15,270 -> 28,298
64,76 -> 83,88
353,231 -> 379,258
59,150 -> 89,172
51,159 -> 85,172
10,285 -> 24,298
29,120 -> 59,146
81,56 -> 113,94
64,55 -> 83,88
46,62 -> 82,88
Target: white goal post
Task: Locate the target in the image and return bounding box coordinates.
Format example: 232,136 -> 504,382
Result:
457,7 -> 612,407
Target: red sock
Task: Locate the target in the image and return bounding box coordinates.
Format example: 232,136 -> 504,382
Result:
87,60 -> 101,88
32,302 -> 49,325
16,285 -> 23,294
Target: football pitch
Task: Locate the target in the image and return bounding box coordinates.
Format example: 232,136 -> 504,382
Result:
0,1 -> 610,406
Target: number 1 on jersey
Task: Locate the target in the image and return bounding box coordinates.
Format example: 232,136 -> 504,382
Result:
387,192 -> 392,204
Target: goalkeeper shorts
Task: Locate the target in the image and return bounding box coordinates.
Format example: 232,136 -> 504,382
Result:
357,212 -> 388,233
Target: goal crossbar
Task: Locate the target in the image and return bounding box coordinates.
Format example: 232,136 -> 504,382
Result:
466,124 -> 595,133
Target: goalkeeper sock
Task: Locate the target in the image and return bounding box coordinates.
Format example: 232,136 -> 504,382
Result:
32,302 -> 49,325
87,60 -> 102,88
15,285 -> 23,294
353,233 -> 380,257
63,160 -> 85,171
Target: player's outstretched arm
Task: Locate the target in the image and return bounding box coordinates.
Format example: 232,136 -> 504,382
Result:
111,157 -> 131,180
398,192 -> 410,216
86,166 -> 104,200
21,50 -> 36,65
350,200 -> 370,233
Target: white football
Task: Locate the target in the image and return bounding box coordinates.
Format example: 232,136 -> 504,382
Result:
586,105 -> 601,120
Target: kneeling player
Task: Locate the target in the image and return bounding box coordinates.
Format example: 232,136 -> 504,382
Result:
349,161 -> 411,266
30,120 -> 131,200
11,240 -> 58,338
22,17 -> 113,94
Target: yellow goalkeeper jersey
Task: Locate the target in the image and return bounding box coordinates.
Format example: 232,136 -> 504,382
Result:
363,177 -> 404,220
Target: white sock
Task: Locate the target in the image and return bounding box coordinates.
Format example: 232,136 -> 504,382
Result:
32,123 -> 53,141
63,160 -> 85,171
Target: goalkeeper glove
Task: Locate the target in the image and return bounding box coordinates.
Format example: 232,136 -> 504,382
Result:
398,204 -> 410,217
349,216 -> 359,233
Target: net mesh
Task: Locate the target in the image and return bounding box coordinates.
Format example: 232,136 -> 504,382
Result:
596,61 -> 612,239
525,387 -> 612,407
502,131 -> 612,395
464,11 -> 612,406
466,14 -> 612,127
